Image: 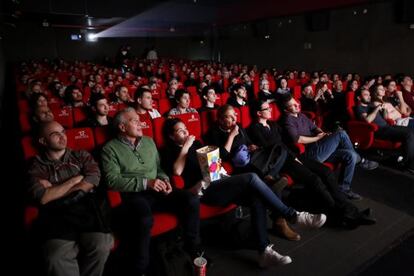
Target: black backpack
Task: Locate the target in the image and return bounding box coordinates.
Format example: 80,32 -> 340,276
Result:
150,238 -> 194,276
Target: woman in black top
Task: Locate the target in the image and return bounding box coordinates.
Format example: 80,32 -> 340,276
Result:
162,118 -> 327,267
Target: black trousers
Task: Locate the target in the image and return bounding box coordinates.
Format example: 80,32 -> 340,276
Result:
119,189 -> 200,275
281,155 -> 358,218
376,125 -> 414,169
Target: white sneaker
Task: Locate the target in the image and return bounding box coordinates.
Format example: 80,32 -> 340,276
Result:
295,211 -> 326,228
259,244 -> 292,268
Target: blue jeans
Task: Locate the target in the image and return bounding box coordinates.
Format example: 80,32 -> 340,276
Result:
305,130 -> 359,191
202,173 -> 296,252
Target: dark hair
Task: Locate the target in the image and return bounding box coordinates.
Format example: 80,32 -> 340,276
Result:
64,85 -> 80,104
89,93 -> 107,108
252,100 -> 267,116
276,93 -> 294,111
230,83 -> 244,93
217,104 -> 234,120
201,86 -> 214,98
163,117 -> 184,144
28,92 -> 48,109
174,89 -> 188,102
134,87 -> 151,102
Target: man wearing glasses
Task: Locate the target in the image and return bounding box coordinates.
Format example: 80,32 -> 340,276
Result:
101,107 -> 200,275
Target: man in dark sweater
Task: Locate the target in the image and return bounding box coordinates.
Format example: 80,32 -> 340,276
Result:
281,95 -> 378,200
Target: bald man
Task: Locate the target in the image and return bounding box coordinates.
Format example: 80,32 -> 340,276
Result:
28,121 -> 113,276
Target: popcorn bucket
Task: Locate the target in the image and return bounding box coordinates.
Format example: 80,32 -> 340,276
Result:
196,145 -> 221,183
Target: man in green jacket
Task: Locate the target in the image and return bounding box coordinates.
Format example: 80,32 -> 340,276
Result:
101,107 -> 200,275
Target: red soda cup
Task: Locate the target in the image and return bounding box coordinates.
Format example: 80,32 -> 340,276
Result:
194,256 -> 207,276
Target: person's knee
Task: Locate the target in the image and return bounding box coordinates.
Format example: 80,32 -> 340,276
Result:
44,242 -> 75,266
343,150 -> 358,165
246,172 -> 261,183
86,234 -> 113,257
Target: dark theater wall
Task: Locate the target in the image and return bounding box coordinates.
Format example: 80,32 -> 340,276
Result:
219,1 -> 414,75
2,1 -> 414,76
2,23 -> 212,62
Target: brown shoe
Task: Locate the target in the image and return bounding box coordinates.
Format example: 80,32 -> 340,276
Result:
273,218 -> 301,241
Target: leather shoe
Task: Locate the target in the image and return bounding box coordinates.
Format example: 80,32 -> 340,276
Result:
272,218 -> 301,241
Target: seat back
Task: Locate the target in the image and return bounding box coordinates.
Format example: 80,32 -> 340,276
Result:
170,112 -> 202,140
239,105 -> 252,128
21,136 -> 39,160
94,126 -> 112,147
73,107 -> 88,125
139,113 -> 154,138
66,127 -> 95,152
152,117 -> 166,148
346,91 -> 356,120
52,106 -> 74,129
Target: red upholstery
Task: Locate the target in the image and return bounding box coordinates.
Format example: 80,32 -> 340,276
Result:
270,102 -> 281,121
52,106 -> 74,129
170,113 -> 201,140
66,127 -> 95,152
18,99 -> 30,113
73,107 -> 88,125
199,204 -> 237,219
19,113 -> 31,133
239,106 -> 252,129
293,86 -> 302,100
139,113 -> 154,138
190,93 -> 202,109
158,98 -> 172,115
24,206 -> 39,230
220,93 -> 230,106
93,126 -> 112,147
171,175 -> 237,219
21,136 -> 38,160
108,103 -> 119,117
151,213 -> 179,236
152,117 -> 166,148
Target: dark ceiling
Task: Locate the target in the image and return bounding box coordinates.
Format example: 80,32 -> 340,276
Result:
1,0 -> 380,36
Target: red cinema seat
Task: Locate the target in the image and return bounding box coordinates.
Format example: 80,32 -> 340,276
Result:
170,112 -> 201,140
158,98 -> 172,115
18,100 -> 30,114
239,106 -> 252,129
170,176 -> 237,220
220,93 -> 230,106
52,106 -> 74,129
293,86 -> 302,100
107,190 -> 178,236
269,102 -> 281,121
108,103 -> 119,117
93,127 -> 112,147
73,107 -> 88,125
20,113 -> 32,133
139,113 -> 154,138
21,136 -> 39,160
152,117 -> 166,148
66,127 -> 95,152
190,93 -> 202,109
